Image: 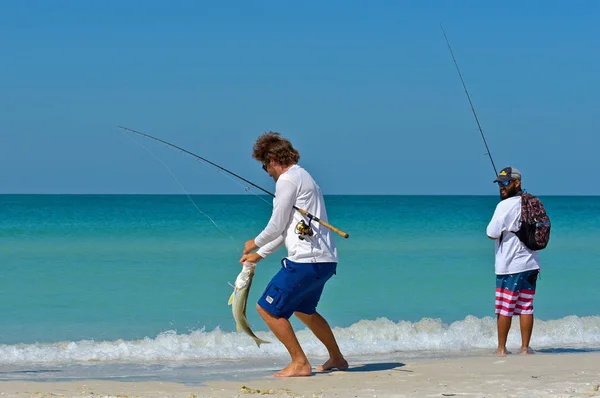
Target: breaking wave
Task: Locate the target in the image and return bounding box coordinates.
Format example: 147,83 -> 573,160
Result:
1,315 -> 599,365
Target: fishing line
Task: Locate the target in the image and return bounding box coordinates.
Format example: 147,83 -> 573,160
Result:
126,129 -> 272,207
121,131 -> 235,240
215,169 -> 273,207
118,125 -> 350,239
440,23 -> 499,176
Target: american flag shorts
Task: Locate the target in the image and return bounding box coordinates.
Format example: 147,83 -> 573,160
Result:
495,269 -> 540,317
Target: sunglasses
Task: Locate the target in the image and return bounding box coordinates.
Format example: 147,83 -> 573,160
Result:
262,161 -> 269,172
497,180 -> 512,187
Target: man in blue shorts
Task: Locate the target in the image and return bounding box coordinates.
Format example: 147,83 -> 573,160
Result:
487,167 -> 541,356
240,131 -> 348,377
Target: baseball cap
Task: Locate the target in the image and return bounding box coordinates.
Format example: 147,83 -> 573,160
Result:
493,167 -> 522,183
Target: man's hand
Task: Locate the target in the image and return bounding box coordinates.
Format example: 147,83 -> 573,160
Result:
240,252 -> 264,264
243,239 -> 259,254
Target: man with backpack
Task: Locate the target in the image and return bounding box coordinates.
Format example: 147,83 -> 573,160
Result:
486,167 -> 549,356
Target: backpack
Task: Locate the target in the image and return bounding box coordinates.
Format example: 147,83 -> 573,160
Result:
515,192 -> 551,251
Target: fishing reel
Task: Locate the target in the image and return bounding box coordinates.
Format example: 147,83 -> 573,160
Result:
295,220 -> 314,240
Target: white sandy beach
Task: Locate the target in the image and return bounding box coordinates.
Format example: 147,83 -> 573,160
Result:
0,352 -> 598,398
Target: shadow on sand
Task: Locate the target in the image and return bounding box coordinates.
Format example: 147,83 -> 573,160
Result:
312,362 -> 408,375
345,362 -> 408,373
535,347 -> 600,354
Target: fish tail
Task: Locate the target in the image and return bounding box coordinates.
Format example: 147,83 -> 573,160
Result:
254,337 -> 271,348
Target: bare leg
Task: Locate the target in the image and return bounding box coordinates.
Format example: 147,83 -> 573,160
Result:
519,314 -> 535,354
295,311 -> 348,371
496,314 -> 512,356
256,304 -> 312,377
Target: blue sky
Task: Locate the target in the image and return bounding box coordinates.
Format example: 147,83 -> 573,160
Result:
1,1 -> 598,195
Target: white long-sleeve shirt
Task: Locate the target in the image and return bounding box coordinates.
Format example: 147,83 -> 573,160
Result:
486,195 -> 540,275
255,165 -> 338,263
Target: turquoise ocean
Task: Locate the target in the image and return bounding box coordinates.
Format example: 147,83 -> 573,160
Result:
1,194 -> 599,383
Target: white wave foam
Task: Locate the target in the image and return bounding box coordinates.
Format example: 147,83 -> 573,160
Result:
1,315 -> 599,365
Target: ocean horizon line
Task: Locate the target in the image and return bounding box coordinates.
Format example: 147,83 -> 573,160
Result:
0,193 -> 597,197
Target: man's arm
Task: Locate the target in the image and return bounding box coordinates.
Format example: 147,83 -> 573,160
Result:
486,206 -> 504,240
254,178 -> 296,248
240,236 -> 285,264
257,235 -> 285,258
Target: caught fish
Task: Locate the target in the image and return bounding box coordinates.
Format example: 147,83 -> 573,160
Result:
228,261 -> 270,348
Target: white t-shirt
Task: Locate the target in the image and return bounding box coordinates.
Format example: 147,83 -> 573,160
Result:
486,195 -> 540,275
254,165 -> 338,263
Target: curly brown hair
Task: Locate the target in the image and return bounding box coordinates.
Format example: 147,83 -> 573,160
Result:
252,131 -> 300,166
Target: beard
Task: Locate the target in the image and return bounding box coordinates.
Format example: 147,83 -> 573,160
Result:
500,184 -> 520,200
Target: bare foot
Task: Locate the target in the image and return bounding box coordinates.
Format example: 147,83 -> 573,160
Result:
273,362 -> 312,377
494,348 -> 512,357
316,357 -> 349,371
520,347 -> 535,355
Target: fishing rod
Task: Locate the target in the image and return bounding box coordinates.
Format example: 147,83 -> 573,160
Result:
118,126 -> 350,239
440,23 -> 498,177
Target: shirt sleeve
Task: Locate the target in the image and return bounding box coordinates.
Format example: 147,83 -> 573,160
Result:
254,177 -> 297,248
486,205 -> 505,239
256,235 -> 285,258
486,199 -> 520,239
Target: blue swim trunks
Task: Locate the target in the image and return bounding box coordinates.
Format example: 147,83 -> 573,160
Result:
257,258 -> 337,319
